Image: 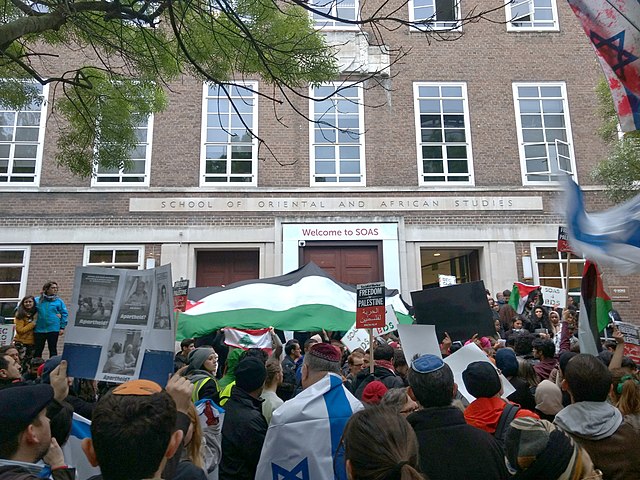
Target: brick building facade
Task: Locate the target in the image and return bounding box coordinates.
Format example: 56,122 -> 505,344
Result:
1,0 -> 639,326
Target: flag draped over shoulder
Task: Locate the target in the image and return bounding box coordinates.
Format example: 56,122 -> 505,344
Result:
565,178 -> 640,274
509,282 -> 540,314
177,262 -> 413,340
578,261 -> 613,356
61,413 -> 101,480
256,373 -> 363,480
566,0 -> 640,132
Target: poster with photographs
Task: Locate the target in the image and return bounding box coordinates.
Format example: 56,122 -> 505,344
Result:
63,265 -> 175,385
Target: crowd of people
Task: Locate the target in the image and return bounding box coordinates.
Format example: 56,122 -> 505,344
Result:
1,286 -> 639,479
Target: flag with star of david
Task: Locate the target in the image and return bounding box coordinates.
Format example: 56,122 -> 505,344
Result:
567,0 -> 640,132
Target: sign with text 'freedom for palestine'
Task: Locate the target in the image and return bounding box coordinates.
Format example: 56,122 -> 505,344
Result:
356,282 -> 386,329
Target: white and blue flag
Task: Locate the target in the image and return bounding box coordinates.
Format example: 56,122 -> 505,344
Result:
61,413 -> 101,480
256,373 -> 362,480
565,178 -> 640,274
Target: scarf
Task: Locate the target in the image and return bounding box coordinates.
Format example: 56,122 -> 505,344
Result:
42,294 -> 58,302
375,359 -> 395,373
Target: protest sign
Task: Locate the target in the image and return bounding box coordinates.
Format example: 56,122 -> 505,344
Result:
438,274 -> 456,287
0,324 -> 15,346
356,282 -> 385,329
557,226 -> 574,253
173,279 -> 189,312
63,265 -> 175,386
541,286 -> 566,309
342,305 -> 400,352
615,321 -> 640,364
411,281 -> 494,343
443,343 -> 515,402
397,324 -> 442,361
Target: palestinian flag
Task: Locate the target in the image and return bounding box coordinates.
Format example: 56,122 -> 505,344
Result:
578,261 -> 613,356
176,262 -> 413,340
508,282 -> 540,314
223,327 -> 272,352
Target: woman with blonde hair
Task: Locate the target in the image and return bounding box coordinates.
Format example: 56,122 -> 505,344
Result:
176,402 -> 222,479
610,367 -> 640,423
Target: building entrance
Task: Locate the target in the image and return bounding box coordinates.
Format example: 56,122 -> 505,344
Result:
420,248 -> 480,288
301,242 -> 383,285
196,250 -> 259,287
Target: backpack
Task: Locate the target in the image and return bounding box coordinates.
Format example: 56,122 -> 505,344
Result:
493,402 -> 520,447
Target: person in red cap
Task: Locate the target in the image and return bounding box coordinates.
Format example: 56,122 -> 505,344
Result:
361,380 -> 388,406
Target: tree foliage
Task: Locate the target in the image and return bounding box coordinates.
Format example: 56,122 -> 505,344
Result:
592,78 -> 640,203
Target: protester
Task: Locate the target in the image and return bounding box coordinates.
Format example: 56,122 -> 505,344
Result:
174,338 -> 195,372
361,380 -> 388,407
219,357 -> 268,480
406,354 -> 509,480
34,282 -> 68,358
534,379 -> 564,422
380,387 -> 420,416
352,343 -> 404,399
218,348 -> 243,390
532,338 -> 558,382
256,343 -> 362,479
341,406 -> 423,480
554,354 -> 640,479
14,296 -> 37,368
176,401 -> 221,478
0,354 -> 22,388
261,359 -> 284,424
609,367 -> 640,420
279,340 -> 301,401
184,347 -> 219,402
495,348 -> 536,411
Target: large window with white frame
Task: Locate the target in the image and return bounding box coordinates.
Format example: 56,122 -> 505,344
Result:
0,247 -> 29,320
513,82 -> 576,184
531,243 -> 584,295
409,0 -> 460,31
0,84 -> 48,185
83,246 -> 144,269
309,0 -> 359,29
414,82 -> 474,184
310,83 -> 365,185
506,0 -> 559,31
201,83 -> 258,185
92,115 -> 153,186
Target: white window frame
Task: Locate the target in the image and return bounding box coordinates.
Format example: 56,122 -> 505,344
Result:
413,82 -> 475,185
0,83 -> 48,186
83,246 -> 145,269
505,0 -> 559,32
531,242 -> 584,295
309,82 -> 366,186
408,0 -> 461,32
513,82 -> 577,185
309,0 -> 360,30
0,246 -> 30,319
200,82 -> 258,187
91,114 -> 154,187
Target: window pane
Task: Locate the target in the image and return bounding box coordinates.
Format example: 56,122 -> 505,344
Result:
89,250 -> 114,263
206,160 -> 227,174
0,284 -> 20,298
0,251 -> 24,263
114,250 -> 140,263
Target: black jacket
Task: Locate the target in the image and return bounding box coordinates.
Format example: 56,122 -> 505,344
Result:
219,386 -> 268,480
407,406 -> 509,480
352,366 -> 404,399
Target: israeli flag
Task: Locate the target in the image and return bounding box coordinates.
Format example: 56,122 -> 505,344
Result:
61,413 -> 101,480
256,373 -> 363,480
566,178 -> 640,274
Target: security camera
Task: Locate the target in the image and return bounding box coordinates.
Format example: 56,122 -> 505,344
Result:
298,240 -> 306,247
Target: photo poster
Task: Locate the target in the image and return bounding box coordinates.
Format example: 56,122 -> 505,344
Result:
411,280 -> 494,344
62,265 -> 175,386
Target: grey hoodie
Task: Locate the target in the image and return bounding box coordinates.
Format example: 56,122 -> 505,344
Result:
554,401 -> 623,440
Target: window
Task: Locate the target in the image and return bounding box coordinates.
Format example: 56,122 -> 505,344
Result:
506,0 -> 559,31
310,83 -> 365,185
201,83 -> 257,185
513,83 -> 576,184
414,82 -> 474,184
0,247 -> 29,320
531,244 -> 584,295
84,246 -> 144,269
409,0 -> 460,31
92,115 -> 153,186
0,84 -> 48,185
310,0 -> 359,30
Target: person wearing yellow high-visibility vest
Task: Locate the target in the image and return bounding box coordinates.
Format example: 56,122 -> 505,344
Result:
184,347 -> 220,403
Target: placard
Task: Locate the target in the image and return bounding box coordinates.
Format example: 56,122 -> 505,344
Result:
342,305 -> 400,352
439,275 -> 457,287
557,226 -> 574,253
356,282 -> 385,329
173,279 -> 190,312
541,286 -> 566,309
0,324 -> 15,346
615,321 -> 640,364
397,324 -> 442,362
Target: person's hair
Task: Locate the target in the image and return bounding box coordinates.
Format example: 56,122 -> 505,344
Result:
0,354 -> 10,371
380,387 -> 409,413
303,352 -> 340,375
184,403 -> 204,469
393,349 -> 407,370
15,295 -> 37,320
0,346 -> 17,355
303,338 -> 318,351
597,350 -> 613,367
180,338 -> 195,350
48,401 -> 73,447
373,343 -> 394,361
564,354 -> 612,403
340,406 -> 422,480
91,389 -> 177,480
42,281 -> 58,293
610,368 -> 640,415
503,289 -> 511,297
241,348 -> 268,364
407,362 -> 454,408
499,304 -> 518,330
347,352 -> 364,366
517,359 -> 539,388
264,359 -> 282,387
514,333 -> 535,356
622,357 -> 637,371
284,340 -> 300,356
532,338 -> 555,359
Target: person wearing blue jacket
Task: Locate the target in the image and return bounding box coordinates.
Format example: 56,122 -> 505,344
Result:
34,281 -> 68,358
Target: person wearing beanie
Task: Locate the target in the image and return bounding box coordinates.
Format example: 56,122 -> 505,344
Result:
219,357 -> 268,480
496,348 -> 536,411
462,361 -> 538,438
256,342 -> 363,480
505,417 -> 602,480
184,347 -> 219,403
361,380 -> 388,406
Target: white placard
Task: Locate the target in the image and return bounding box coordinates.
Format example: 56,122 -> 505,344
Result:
341,305 -> 400,352
397,324 -> 442,361
443,343 -> 515,402
438,275 -> 457,287
541,286 -> 566,309
0,324 -> 15,346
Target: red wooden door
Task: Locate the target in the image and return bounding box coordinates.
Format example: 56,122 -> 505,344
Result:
302,244 -> 382,285
196,250 -> 259,287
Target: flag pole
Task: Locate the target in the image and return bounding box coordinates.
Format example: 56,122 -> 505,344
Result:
565,252 -> 572,309
369,328 -> 374,374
